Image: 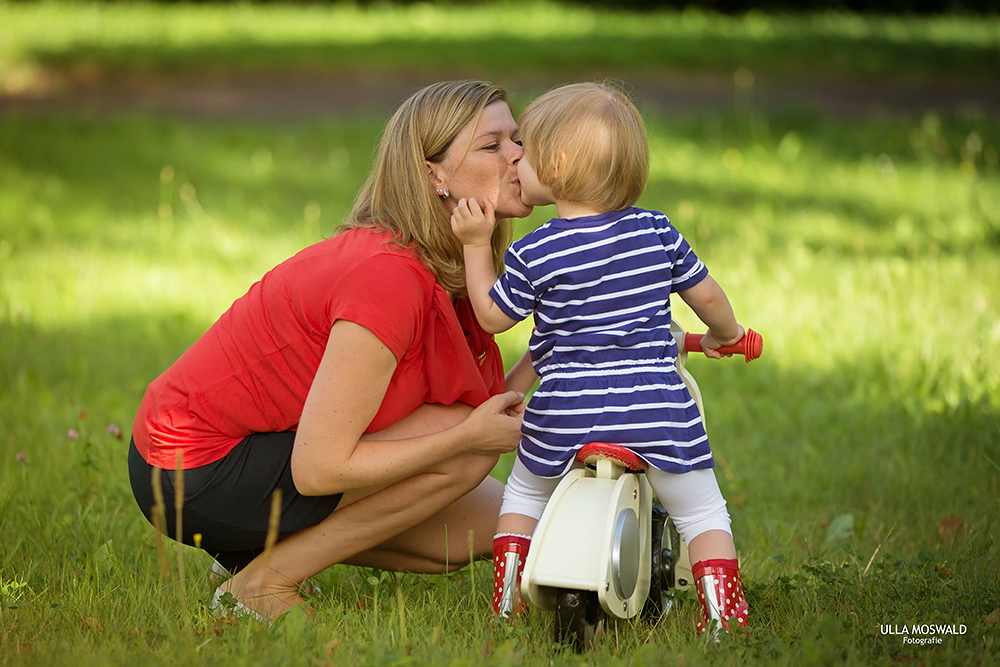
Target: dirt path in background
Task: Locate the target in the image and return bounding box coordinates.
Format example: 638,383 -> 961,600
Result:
2,69 -> 998,120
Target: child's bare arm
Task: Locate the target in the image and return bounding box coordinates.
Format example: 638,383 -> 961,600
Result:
504,348 -> 538,395
677,275 -> 744,359
450,197 -> 518,334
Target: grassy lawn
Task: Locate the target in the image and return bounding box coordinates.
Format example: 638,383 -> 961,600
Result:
2,1 -> 999,85
1,2 -> 999,665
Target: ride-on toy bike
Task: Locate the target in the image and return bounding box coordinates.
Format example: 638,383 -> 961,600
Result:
519,321 -> 762,651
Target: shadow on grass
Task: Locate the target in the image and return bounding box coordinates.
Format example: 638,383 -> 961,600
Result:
646,171 -> 1000,257
29,30 -> 1000,82
0,114 -> 379,255
1,310 -> 208,429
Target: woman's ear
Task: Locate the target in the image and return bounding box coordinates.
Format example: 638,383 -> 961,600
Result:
426,160 -> 445,190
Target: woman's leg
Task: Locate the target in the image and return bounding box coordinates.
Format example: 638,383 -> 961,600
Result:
340,471 -> 503,572
338,402 -> 506,571
219,403 -> 501,618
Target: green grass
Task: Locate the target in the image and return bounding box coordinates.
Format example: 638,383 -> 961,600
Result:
2,0 -> 1000,88
1,2 -> 1000,665
1,105 -> 997,665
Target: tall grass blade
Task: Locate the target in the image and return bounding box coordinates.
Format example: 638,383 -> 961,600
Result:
174,452 -> 189,631
263,489 -> 282,559
150,467 -> 170,582
395,575 -> 408,648
262,488 -> 282,607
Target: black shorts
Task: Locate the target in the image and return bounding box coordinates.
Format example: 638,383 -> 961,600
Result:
128,432 -> 342,574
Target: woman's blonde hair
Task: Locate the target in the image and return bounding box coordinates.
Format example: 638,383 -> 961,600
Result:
519,82 -> 648,213
340,80 -> 512,298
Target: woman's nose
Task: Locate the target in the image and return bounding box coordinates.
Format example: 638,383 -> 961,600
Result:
507,139 -> 524,163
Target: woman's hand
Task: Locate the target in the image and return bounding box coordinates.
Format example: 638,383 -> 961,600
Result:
458,390 -> 526,455
450,197 -> 496,248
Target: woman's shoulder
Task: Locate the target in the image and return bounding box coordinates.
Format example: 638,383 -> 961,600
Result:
253,228 -> 439,319
290,227 -> 431,278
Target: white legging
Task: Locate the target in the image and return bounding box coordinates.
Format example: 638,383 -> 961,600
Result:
500,457 -> 731,546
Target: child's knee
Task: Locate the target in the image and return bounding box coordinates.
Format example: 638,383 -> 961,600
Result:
498,457 -> 559,521
647,467 -> 732,545
673,504 -> 732,546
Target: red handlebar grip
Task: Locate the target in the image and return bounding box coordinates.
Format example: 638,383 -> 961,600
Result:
684,328 -> 763,362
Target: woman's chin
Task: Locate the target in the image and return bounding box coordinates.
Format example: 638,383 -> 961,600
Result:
500,202 -> 534,219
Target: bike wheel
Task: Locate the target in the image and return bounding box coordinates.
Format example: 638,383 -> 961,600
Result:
555,589 -> 604,652
642,502 -> 668,621
664,517 -> 684,588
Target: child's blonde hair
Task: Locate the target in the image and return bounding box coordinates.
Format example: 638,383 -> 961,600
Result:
519,82 -> 648,213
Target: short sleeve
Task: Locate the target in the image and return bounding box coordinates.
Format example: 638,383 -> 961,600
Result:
327,252 -> 429,362
668,230 -> 708,293
489,246 -> 535,322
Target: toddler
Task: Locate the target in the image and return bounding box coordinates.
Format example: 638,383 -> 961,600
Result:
450,82 -> 749,637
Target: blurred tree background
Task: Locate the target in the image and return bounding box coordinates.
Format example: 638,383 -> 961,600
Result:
143,0 -> 1000,13
35,0 -> 999,12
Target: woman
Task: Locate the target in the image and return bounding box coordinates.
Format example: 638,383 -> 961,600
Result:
128,80 -> 539,620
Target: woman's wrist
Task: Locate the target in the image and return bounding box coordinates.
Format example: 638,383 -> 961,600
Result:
444,413 -> 478,455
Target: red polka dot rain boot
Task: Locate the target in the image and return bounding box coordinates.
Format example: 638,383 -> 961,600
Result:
492,533 -> 531,618
692,558 -> 749,640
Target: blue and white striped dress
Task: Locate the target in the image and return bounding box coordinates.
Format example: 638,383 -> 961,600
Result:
490,207 -> 713,478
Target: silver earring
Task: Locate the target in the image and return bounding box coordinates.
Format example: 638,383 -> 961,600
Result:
438,187 -> 450,199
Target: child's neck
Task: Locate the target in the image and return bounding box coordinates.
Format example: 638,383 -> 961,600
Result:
555,200 -> 607,220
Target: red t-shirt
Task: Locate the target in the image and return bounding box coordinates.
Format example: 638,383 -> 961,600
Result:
132,228 -> 505,469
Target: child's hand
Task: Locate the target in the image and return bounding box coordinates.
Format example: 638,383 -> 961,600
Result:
450,197 -> 496,248
699,325 -> 745,359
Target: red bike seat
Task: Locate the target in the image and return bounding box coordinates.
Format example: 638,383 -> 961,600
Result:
576,443 -> 648,472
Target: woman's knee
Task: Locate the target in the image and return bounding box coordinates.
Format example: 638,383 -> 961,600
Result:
429,452 -> 499,494
360,402 -> 497,499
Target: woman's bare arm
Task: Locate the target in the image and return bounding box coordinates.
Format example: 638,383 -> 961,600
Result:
291,320 -> 524,496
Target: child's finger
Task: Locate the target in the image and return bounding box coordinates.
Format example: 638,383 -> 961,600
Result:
452,199 -> 473,224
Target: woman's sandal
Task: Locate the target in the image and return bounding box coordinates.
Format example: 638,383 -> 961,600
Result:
209,587 -> 272,625
208,560 -> 229,588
